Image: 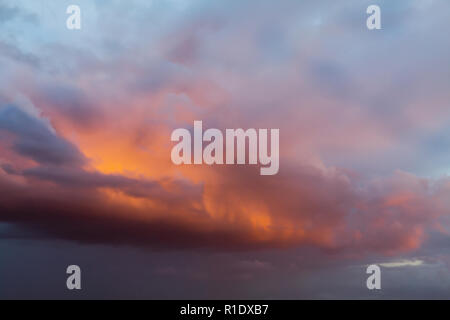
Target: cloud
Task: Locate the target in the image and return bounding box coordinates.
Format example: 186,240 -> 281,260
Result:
0,3 -> 38,25
0,104 -> 86,166
0,41 -> 40,67
0,0 -> 450,283
1,135 -> 449,255
378,259 -> 424,268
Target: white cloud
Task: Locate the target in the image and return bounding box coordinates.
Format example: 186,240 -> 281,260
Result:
378,259 -> 424,268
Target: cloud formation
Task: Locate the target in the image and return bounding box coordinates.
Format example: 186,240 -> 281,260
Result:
0,1 -> 450,297
1,100 -> 449,255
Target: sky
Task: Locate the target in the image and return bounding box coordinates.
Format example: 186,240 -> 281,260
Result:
1,0 -> 450,299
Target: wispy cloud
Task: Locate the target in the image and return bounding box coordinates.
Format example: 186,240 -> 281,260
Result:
378,259 -> 424,268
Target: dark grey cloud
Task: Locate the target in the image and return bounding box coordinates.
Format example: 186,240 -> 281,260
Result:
1,236 -> 449,299
0,104 -> 86,166
22,165 -> 202,202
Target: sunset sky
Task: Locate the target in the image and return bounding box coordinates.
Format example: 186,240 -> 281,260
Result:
1,0 -> 450,299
